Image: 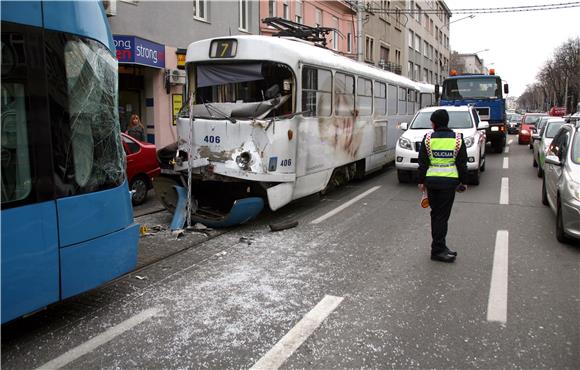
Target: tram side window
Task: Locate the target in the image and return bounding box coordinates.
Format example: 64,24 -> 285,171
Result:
356,77 -> 373,116
407,89 -> 415,114
46,33 -> 125,197
302,67 -> 332,117
1,37 -> 32,203
374,82 -> 386,116
335,72 -> 355,117
398,87 -> 407,114
387,84 -> 397,115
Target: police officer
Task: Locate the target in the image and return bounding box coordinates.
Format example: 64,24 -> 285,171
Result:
417,109 -> 468,263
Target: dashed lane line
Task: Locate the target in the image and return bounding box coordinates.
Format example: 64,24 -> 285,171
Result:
508,139 -> 513,145
35,307 -> 161,370
503,157 -> 509,169
500,177 -> 509,205
251,295 -> 344,370
487,231 -> 509,324
504,146 -> 509,154
311,186 -> 381,224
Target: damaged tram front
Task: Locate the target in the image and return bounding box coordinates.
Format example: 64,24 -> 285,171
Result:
155,35 -> 418,227
156,36 -> 299,227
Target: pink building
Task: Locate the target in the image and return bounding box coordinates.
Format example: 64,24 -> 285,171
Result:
259,0 -> 358,57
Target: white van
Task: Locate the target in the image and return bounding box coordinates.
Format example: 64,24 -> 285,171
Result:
395,106 -> 489,185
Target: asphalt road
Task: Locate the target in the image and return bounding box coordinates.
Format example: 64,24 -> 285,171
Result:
2,135 -> 579,369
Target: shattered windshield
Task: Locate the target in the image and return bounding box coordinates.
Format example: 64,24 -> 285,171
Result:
186,61 -> 294,120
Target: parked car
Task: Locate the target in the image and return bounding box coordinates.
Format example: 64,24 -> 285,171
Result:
542,123 -> 580,243
396,105 -> 488,185
122,133 -> 161,205
532,118 -> 566,177
530,116 -> 551,149
518,113 -> 546,145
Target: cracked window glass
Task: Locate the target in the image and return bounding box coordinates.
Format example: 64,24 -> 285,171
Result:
59,38 -> 124,194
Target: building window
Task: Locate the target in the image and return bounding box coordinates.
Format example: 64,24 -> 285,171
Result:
193,0 -> 207,21
295,0 -> 302,23
408,62 -> 413,79
283,0 -> 289,20
408,30 -> 414,48
332,16 -> 339,50
239,0 -> 248,31
414,64 -> 420,80
380,45 -> 390,65
347,32 -> 352,53
365,35 -> 374,62
415,34 -> 421,52
416,4 -> 421,23
315,7 -> 322,26
395,49 -> 401,64
268,0 -> 276,18
423,68 -> 428,82
424,40 -> 428,56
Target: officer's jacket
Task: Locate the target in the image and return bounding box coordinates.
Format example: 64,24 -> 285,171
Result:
417,127 -> 468,189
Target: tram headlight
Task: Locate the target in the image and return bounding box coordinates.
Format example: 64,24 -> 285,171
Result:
398,137 -> 413,151
236,151 -> 252,170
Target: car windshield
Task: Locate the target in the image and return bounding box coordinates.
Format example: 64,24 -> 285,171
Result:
545,121 -> 565,138
410,111 -> 473,129
524,115 -> 542,124
572,129 -> 580,165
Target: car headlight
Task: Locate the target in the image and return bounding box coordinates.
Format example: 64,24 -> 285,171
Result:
464,136 -> 474,148
398,137 -> 413,150
521,129 -> 529,135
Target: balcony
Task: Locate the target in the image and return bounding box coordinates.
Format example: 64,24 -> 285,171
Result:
378,60 -> 402,75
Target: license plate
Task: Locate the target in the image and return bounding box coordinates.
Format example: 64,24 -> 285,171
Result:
491,126 -> 499,132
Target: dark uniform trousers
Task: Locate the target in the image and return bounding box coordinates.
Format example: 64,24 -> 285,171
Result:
427,187 -> 456,254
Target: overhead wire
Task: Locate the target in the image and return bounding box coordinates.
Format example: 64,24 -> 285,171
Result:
365,2 -> 580,15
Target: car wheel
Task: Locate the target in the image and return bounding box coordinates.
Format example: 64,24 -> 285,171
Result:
397,170 -> 411,184
556,198 -> 571,244
533,155 -> 538,167
518,139 -> 523,145
529,143 -> 533,150
480,155 -> 486,172
131,176 -> 149,206
468,170 -> 480,185
541,178 -> 549,206
537,163 -> 543,178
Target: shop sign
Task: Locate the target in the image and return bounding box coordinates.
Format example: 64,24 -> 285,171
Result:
176,48 -> 187,70
172,94 -> 183,125
113,35 -> 165,69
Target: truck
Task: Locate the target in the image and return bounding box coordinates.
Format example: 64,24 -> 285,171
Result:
438,70 -> 509,153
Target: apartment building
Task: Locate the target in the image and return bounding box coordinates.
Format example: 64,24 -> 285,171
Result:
259,0 -> 357,56
404,0 -> 451,84
105,0 -> 259,148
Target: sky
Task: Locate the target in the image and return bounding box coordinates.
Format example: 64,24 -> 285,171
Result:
444,0 -> 580,97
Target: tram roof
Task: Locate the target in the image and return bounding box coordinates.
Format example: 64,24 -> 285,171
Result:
186,35 -> 419,90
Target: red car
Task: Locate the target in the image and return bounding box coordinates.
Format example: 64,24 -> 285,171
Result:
122,133 -> 160,205
518,113 -> 546,145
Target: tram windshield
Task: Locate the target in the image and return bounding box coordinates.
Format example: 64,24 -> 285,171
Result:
186,61 -> 294,120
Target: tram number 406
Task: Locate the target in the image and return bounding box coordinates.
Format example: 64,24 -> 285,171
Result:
280,159 -> 292,167
203,135 -> 221,144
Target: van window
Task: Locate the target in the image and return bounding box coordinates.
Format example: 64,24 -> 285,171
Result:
302,67 -> 332,117
356,77 -> 372,116
398,87 -> 406,114
335,72 -> 355,116
407,89 -> 415,115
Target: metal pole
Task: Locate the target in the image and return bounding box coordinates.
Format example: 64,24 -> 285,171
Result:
564,76 -> 569,111
357,0 -> 364,62
186,94 -> 194,228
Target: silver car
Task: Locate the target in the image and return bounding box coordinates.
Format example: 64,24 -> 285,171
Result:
532,118 -> 566,178
542,123 -> 580,243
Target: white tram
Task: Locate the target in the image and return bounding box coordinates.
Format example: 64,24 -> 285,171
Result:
155,35 -> 437,226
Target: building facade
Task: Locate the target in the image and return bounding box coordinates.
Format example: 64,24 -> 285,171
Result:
259,0 -> 357,56
105,0 -> 259,148
404,0 -> 451,84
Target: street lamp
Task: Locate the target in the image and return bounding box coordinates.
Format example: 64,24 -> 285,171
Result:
445,14 -> 475,28
472,48 -> 490,55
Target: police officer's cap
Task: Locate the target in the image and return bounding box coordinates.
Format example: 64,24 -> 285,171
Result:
431,109 -> 449,127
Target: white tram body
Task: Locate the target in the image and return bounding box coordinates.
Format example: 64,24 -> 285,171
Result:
156,35 -> 435,225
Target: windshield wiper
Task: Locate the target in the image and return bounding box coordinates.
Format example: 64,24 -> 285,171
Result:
198,96 -> 237,123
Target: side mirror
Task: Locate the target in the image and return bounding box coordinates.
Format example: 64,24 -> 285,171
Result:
399,122 -> 409,130
478,121 -> 490,130
545,154 -> 561,166
532,133 -> 540,140
504,84 -> 509,94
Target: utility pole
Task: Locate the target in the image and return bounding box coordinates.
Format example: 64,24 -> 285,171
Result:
357,0 -> 363,62
564,75 -> 569,112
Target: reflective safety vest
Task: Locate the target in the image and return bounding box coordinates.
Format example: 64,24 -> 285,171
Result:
425,132 -> 462,179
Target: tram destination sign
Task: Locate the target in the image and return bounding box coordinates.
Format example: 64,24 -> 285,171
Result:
210,39 -> 237,58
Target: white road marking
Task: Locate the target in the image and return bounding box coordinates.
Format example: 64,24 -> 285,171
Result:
311,186 -> 381,224
487,231 -> 509,323
508,139 -> 513,145
499,177 -> 509,205
503,157 -> 509,169
35,308 -> 160,370
504,146 -> 509,154
251,295 -> 343,370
